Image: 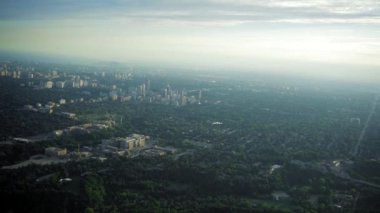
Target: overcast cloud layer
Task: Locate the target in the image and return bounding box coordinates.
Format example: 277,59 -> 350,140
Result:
1,0 -> 380,82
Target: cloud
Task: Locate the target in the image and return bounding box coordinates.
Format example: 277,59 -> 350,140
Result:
1,0 -> 380,26
1,0 -> 380,82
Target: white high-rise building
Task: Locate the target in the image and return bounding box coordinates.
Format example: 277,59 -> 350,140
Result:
59,99 -> 66,105
45,81 -> 53,89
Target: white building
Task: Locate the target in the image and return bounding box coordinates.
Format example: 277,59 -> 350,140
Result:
125,134 -> 146,150
59,99 -> 66,105
45,81 -> 53,89
73,79 -> 83,88
101,134 -> 146,153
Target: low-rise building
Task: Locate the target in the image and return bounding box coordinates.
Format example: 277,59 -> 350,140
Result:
272,191 -> 290,201
142,149 -> 166,157
39,106 -> 53,114
153,146 -> 177,154
51,130 -> 63,137
100,134 -> 147,154
59,112 -> 76,119
45,101 -> 56,109
23,105 -> 37,111
45,147 -> 67,157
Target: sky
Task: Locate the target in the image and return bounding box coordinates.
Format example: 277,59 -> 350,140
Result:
0,0 -> 380,82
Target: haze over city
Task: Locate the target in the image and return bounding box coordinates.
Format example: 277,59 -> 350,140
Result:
1,0 -> 380,82
2,1 -> 380,212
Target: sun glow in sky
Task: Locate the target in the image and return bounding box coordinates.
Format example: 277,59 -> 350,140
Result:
1,0 -> 380,81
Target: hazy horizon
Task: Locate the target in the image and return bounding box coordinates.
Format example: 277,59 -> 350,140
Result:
1,0 -> 380,83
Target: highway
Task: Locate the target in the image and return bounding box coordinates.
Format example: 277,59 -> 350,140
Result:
351,95 -> 379,156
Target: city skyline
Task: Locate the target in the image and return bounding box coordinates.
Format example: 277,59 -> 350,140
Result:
1,0 -> 380,82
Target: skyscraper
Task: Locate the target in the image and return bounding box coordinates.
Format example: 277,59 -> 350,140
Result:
198,89 -> 202,103
146,79 -> 150,91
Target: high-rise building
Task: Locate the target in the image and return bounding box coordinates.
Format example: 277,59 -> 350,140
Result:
109,91 -> 118,101
164,88 -> 168,97
146,79 -> 150,91
12,71 -> 19,79
55,81 -> 65,89
74,79 -> 84,88
138,84 -> 146,97
181,95 -> 187,106
51,70 -> 58,77
45,81 -> 53,89
198,90 -> 202,103
59,99 -> 66,105
83,80 -> 89,87
166,84 -> 171,95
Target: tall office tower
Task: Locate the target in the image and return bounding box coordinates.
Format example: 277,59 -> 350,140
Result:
164,88 -> 168,97
181,95 -> 187,106
166,84 -> 171,95
138,84 -> 146,97
141,83 -> 146,97
181,89 -> 187,97
146,79 -> 150,91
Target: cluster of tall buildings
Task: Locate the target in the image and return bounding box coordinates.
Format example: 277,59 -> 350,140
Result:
156,85 -> 202,106
0,70 -> 22,79
2,62 -> 206,107
39,77 -> 99,89
112,72 -> 132,80
0,63 -> 51,80
0,62 -> 100,89
97,81 -> 203,107
24,99 -> 70,114
0,64 -> 26,78
137,83 -> 146,97
134,79 -> 150,98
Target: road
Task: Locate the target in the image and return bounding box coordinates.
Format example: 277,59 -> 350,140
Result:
351,192 -> 360,213
351,95 -> 379,156
2,158 -> 68,169
349,177 -> 380,189
174,150 -> 195,161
